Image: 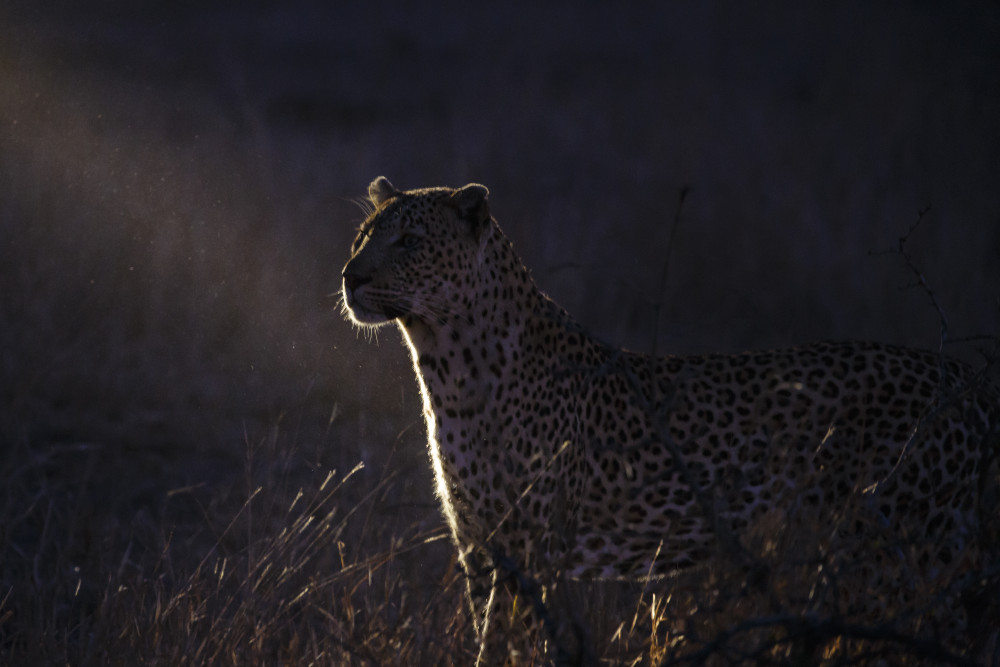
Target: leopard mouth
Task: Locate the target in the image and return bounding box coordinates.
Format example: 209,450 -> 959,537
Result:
345,302 -> 390,325
343,287 -> 408,324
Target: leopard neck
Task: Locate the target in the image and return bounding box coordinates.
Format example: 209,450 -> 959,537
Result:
396,220 -> 560,400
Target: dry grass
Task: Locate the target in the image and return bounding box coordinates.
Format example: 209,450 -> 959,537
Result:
1,2 -> 999,665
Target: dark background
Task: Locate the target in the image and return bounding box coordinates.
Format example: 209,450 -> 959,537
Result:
1,1 -> 998,663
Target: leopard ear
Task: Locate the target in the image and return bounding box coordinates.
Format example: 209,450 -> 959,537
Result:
449,183 -> 490,231
368,176 -> 399,207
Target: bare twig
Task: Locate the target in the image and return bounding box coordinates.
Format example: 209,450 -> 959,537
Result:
896,206 -> 950,353
662,612 -> 982,667
651,186 -> 691,356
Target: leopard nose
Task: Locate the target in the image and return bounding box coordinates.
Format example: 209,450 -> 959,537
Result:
343,271 -> 371,292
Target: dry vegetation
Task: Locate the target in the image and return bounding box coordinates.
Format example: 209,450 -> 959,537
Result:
1,2 -> 999,665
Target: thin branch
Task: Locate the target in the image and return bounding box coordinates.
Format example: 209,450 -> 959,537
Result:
651,186 -> 691,356
662,612 -> 982,667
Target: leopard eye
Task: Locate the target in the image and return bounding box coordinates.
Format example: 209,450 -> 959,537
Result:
398,233 -> 421,249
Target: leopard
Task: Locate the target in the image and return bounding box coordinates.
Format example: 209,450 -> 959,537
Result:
341,177 -> 999,665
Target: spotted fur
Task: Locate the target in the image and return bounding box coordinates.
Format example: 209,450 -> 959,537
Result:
341,177 -> 998,663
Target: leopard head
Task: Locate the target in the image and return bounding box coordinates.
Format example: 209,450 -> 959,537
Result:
341,177 -> 491,328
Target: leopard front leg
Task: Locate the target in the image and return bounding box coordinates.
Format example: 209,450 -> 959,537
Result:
463,546 -> 545,666
468,568 -> 504,666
